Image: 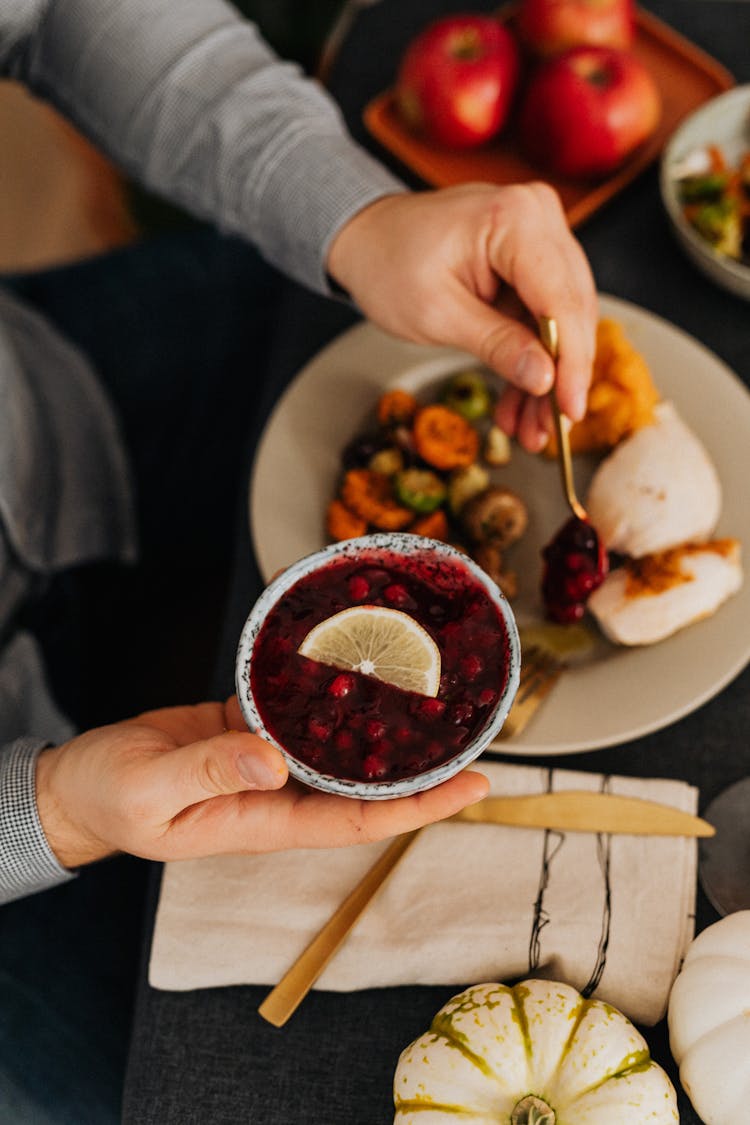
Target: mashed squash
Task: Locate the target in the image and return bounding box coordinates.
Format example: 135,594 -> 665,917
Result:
547,318 -> 660,455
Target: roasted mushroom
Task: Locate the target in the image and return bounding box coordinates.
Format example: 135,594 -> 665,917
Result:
462,486 -> 528,547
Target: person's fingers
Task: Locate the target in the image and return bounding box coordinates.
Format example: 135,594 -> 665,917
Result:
264,768 -> 490,852
535,393 -> 554,441
494,384 -> 524,437
495,385 -> 553,453
430,225 -> 595,421
435,283 -> 556,397
481,185 -> 597,420
163,767 -> 489,858
328,182 -> 596,420
127,701 -> 229,746
516,395 -> 549,453
145,729 -> 288,820
552,306 -> 597,422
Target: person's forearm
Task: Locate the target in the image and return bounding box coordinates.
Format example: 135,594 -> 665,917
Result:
0,739 -> 74,905
9,0 -> 404,293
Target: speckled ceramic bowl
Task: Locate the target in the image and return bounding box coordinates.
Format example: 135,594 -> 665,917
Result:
235,533 -> 520,799
660,85 -> 750,300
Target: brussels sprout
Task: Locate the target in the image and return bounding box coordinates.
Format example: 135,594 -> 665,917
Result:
441,369 -> 493,421
393,468 -> 447,513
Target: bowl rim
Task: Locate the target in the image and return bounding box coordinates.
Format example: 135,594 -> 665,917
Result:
659,83 -> 750,289
235,532 -> 521,800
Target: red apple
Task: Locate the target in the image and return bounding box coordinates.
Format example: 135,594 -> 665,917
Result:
519,46 -> 661,178
395,15 -> 520,149
518,0 -> 635,57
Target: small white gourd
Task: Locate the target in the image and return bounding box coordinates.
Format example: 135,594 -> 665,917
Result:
394,979 -> 678,1123
668,910 -> 750,1124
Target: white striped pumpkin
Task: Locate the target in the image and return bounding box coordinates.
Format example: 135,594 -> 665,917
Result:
668,911 -> 750,1124
393,980 -> 678,1124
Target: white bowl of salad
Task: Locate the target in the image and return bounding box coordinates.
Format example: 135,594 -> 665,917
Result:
660,84 -> 750,300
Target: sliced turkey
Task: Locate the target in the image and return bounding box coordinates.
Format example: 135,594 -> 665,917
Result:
586,402 -> 721,558
588,540 -> 742,646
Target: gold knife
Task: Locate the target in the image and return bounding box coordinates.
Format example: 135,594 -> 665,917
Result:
450,791 -> 714,837
258,790 -> 712,1028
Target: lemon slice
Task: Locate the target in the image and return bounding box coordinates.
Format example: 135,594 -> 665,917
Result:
298,605 -> 441,697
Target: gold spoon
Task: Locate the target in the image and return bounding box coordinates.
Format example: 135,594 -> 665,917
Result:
538,315 -> 588,522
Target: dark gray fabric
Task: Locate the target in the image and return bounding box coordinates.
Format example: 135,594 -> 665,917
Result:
0,633 -> 74,748
123,3 -> 750,1122
0,290 -> 136,902
0,290 -> 137,575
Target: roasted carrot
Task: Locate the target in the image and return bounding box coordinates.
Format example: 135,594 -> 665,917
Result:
377,388 -> 419,427
410,509 -> 449,541
413,404 -> 480,470
326,499 -> 368,541
341,469 -> 413,531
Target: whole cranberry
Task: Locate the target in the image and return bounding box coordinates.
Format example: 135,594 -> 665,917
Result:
308,717 -> 332,741
384,583 -> 411,607
328,673 -> 355,699
362,754 -> 389,780
334,729 -> 354,752
348,575 -> 370,601
418,697 -> 447,720
452,701 -> 475,725
460,654 -> 484,681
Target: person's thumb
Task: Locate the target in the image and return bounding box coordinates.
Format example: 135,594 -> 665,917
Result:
149,730 -> 288,816
441,287 -> 554,397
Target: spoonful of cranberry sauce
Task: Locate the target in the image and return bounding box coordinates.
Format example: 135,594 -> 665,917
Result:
537,316 -> 608,623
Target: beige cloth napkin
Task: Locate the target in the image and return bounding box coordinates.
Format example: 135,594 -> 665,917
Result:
149,761 -> 697,1026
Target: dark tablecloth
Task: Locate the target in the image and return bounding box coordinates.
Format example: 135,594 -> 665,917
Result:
123,3 -> 750,1121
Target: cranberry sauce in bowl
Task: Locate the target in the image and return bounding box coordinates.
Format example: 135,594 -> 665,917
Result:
236,534 -> 520,799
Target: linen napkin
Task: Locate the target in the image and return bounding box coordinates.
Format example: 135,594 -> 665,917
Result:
149,761 -> 698,1026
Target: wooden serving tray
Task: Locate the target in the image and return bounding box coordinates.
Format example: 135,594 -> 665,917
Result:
363,5 -> 734,228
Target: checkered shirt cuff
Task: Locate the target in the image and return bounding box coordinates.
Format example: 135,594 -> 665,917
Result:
0,739 -> 75,904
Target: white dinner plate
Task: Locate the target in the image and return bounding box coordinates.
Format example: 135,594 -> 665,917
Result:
250,294 -> 750,756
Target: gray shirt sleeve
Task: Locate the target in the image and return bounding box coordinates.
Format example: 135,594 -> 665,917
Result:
0,739 -> 75,904
5,0 -> 405,293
